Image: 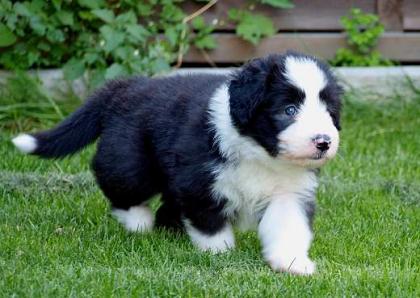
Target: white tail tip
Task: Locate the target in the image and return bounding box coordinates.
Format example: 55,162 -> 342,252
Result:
12,134 -> 38,154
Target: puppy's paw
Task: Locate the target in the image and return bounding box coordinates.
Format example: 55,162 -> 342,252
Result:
185,222 -> 235,254
267,255 -> 316,275
197,238 -> 235,254
112,205 -> 154,233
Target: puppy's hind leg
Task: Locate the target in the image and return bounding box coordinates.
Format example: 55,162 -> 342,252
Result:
155,194 -> 183,231
112,204 -> 154,233
93,136 -> 160,233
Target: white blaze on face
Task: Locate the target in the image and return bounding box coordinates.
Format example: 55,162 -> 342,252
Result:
278,56 -> 339,166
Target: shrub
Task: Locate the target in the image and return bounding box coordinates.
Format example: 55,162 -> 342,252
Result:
0,0 -> 219,88
331,8 -> 393,67
0,0 -> 293,88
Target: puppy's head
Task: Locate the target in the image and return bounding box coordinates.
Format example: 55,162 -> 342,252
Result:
229,52 -> 342,168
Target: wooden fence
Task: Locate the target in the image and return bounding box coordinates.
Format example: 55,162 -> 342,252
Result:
183,0 -> 420,64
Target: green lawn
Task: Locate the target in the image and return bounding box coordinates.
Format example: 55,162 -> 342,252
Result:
1,87 -> 419,297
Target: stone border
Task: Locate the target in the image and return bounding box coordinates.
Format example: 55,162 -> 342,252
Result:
1,67 -> 419,99
175,67 -> 420,99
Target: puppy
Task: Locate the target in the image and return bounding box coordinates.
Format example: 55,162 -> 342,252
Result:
12,51 -> 341,275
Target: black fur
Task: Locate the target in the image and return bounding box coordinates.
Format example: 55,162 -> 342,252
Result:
23,52 -> 341,236
304,200 -> 316,230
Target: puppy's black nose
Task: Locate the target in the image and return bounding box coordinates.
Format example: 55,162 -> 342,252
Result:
313,134 -> 331,152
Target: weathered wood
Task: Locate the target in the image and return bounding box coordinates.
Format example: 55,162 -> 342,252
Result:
183,0 -> 375,31
184,32 -> 420,63
403,0 -> 420,30
377,0 -> 403,31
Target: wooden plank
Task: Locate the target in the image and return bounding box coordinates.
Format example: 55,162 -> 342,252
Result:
184,32 -> 420,63
377,0 -> 403,31
376,33 -> 420,60
183,0 -> 375,31
403,0 -> 420,30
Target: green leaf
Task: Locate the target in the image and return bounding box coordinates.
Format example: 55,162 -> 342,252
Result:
63,58 -> 85,80
114,46 -> 133,61
160,3 -> 184,22
227,8 -> 241,20
84,52 -> 100,65
126,24 -> 149,42
165,27 -> 179,47
260,0 -> 294,9
56,11 -> 74,26
191,16 -> 206,30
29,17 -> 46,36
150,58 -> 170,74
51,0 -> 62,10
14,3 -> 31,16
136,2 -> 153,17
115,10 -> 137,25
230,11 -> 275,45
194,35 -> 216,50
92,9 -> 115,23
78,11 -> 95,20
105,63 -> 128,79
0,24 -> 17,47
89,68 -> 106,89
100,25 -> 124,52
46,28 -> 65,43
77,0 -> 105,9
37,41 -> 50,51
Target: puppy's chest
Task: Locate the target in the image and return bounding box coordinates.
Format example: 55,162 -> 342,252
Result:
212,160 -> 317,230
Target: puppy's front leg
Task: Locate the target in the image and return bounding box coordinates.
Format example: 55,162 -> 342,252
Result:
183,205 -> 235,254
258,198 -> 315,275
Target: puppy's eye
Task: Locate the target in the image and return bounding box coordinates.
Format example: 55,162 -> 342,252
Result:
285,105 -> 298,116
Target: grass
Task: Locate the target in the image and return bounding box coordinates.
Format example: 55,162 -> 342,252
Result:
1,76 -> 419,297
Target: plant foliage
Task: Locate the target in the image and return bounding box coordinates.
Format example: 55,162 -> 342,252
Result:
0,0 -> 220,88
331,8 -> 393,66
228,0 -> 293,45
0,0 -> 293,87
228,9 -> 275,45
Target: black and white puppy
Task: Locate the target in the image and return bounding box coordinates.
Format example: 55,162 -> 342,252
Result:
12,52 -> 341,275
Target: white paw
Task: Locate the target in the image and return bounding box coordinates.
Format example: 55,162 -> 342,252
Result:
112,205 -> 154,233
267,255 -> 316,275
197,238 -> 235,254
185,221 -> 235,254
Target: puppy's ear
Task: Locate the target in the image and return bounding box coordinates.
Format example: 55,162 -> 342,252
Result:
331,110 -> 341,131
229,57 -> 274,128
329,83 -> 343,131
335,84 -> 344,131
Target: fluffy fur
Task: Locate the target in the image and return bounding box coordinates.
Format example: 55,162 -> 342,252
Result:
12,134 -> 38,154
12,51 -> 342,275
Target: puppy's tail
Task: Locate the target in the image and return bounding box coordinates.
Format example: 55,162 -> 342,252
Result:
12,80 -> 125,158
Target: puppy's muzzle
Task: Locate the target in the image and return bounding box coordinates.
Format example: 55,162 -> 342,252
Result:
312,134 -> 331,152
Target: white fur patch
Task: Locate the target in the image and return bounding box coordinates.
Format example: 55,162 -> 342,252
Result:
284,56 -> 327,94
12,134 -> 38,154
208,84 -> 269,161
185,220 -> 235,253
112,205 -> 154,232
279,56 -> 339,166
213,160 -> 317,230
259,198 -> 315,275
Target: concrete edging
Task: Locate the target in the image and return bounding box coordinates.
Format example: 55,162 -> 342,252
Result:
176,67 -> 420,99
1,67 -> 419,99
